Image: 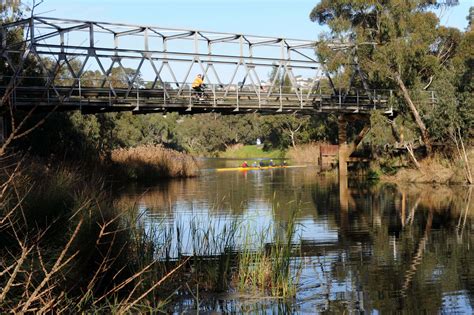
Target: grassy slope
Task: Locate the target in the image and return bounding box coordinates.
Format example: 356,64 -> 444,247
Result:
219,145 -> 286,159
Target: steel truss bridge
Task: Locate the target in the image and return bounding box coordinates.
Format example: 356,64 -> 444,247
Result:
0,17 -> 399,115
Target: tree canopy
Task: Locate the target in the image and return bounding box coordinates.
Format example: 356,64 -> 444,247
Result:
310,0 -> 471,155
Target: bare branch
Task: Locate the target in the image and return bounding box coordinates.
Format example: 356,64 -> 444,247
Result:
19,219 -> 83,312
118,256 -> 191,313
0,245 -> 32,302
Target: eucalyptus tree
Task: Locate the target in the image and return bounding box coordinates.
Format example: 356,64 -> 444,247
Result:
310,0 -> 461,156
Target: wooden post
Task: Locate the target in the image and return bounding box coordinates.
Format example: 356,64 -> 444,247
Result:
338,115 -> 349,179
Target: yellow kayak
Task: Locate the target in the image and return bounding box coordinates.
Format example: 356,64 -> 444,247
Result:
216,165 -> 307,172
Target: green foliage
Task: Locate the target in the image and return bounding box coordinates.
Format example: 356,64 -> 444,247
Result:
310,0 -> 472,151
219,145 -> 284,159
175,114 -> 230,154
367,168 -> 381,180
365,111 -> 396,147
425,70 -> 461,142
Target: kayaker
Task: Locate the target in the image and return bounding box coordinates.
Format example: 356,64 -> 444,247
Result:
269,159 -> 274,167
241,161 -> 249,167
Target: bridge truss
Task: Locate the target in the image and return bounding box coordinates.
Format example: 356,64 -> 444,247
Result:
1,16 -> 395,115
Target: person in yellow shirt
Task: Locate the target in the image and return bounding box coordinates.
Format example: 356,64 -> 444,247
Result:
192,74 -> 205,99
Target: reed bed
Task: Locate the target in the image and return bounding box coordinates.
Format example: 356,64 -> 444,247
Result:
0,156 -> 304,312
111,145 -> 199,180
0,157 -> 185,313
286,142 -> 324,165
236,207 -> 302,298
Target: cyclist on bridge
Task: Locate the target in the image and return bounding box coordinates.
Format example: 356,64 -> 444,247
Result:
192,74 -> 206,100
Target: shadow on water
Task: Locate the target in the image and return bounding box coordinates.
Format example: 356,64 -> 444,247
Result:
116,161 -> 473,313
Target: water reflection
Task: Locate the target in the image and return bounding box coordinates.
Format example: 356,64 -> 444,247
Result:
116,161 -> 473,313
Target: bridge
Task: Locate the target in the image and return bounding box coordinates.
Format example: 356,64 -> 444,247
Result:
0,17 -> 426,177
0,16 -> 396,116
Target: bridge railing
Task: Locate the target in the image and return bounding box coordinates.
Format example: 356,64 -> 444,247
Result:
1,75 -> 403,113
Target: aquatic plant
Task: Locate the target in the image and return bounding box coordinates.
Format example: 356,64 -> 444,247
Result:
0,156 -> 305,312
236,207 -> 302,298
111,144 -> 199,180
0,157 -> 186,313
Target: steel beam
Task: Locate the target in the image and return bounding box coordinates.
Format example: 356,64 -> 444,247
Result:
0,17 -> 400,116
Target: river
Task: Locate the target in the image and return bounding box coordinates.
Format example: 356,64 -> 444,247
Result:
116,158 -> 473,313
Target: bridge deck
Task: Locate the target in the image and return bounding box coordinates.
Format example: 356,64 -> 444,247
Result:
4,85 -> 392,115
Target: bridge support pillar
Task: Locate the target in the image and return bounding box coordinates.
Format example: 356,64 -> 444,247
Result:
337,115 -> 350,179
337,114 -> 371,179
337,114 -> 371,211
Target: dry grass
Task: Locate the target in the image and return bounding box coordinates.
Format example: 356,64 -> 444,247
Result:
0,156 -> 189,313
286,142 -> 324,165
385,152 -> 472,184
0,154 -> 304,312
111,145 -> 199,180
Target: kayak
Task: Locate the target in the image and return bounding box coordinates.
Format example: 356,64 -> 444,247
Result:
216,165 -> 307,172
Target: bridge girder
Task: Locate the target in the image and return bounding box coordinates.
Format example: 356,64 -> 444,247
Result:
1,17 -> 398,115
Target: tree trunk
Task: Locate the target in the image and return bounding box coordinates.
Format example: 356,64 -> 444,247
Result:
290,131 -> 296,148
394,73 -> 433,155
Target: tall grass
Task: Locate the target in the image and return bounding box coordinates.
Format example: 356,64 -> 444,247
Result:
0,157 -> 184,312
236,208 -> 302,298
0,156 -> 304,312
286,142 -> 324,165
111,144 -> 199,180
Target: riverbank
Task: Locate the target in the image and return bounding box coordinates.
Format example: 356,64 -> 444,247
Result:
286,142 -> 474,185
218,144 -> 285,159
381,148 -> 474,185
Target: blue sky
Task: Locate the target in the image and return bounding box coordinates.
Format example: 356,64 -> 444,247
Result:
26,0 -> 472,84
33,0 -> 473,40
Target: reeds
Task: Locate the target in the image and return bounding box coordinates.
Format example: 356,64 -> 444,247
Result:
0,157 -> 186,312
286,142 -> 324,165
236,208 -> 302,298
0,156 -> 305,312
111,144 -> 199,180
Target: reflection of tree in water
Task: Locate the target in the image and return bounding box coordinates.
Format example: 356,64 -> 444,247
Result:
115,179 -> 201,216
118,168 -> 324,218
309,181 -> 473,313
116,171 -> 473,312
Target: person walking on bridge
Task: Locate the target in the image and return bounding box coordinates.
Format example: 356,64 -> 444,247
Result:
192,74 -> 205,100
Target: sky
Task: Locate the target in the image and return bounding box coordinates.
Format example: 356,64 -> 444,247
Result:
21,0 -> 473,84
30,0 -> 474,40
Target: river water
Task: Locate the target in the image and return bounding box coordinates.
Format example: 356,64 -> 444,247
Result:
117,159 -> 473,313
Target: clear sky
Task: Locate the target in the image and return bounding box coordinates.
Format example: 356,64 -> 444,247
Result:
25,0 -> 472,84
32,0 -> 473,40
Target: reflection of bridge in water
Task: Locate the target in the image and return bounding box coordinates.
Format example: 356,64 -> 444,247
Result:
1,17 -> 395,115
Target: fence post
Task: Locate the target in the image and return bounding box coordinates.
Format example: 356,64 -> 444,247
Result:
279,85 -> 283,111
136,85 -> 139,110
236,85 -> 239,111
356,89 -> 359,112
213,84 -> 216,107
339,88 -> 341,108
79,78 -> 82,111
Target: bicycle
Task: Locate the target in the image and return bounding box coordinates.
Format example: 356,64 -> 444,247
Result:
192,85 -> 209,102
